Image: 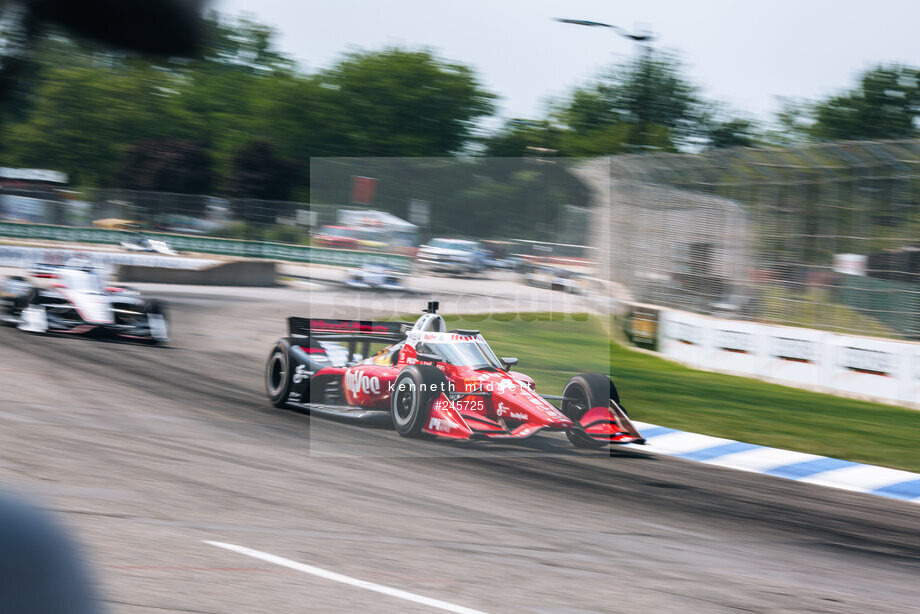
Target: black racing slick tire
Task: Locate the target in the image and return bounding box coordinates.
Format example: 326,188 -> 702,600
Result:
1,277 -> 28,323
142,298 -> 169,344
17,290 -> 48,334
143,298 -> 168,319
561,373 -> 622,449
265,340 -> 293,408
390,365 -> 449,437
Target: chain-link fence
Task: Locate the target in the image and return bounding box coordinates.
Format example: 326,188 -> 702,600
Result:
309,157 -> 593,243
0,186 -> 319,242
1,160 -> 598,264
578,139 -> 920,340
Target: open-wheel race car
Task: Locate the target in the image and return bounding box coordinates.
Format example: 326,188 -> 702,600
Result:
1,261 -> 168,343
343,262 -> 407,291
265,301 -> 644,448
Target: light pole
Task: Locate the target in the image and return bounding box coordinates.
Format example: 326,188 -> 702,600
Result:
553,18 -> 654,56
553,18 -> 653,41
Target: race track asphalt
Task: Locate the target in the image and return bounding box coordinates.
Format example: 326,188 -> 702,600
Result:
0,281 -> 918,614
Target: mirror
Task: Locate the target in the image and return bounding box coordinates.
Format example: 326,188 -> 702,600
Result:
416,352 -> 441,363
501,357 -> 519,370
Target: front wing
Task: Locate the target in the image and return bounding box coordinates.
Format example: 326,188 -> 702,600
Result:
291,387 -> 644,445
17,297 -> 167,342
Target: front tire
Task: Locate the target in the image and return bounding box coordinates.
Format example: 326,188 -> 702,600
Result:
561,373 -> 622,449
265,340 -> 293,408
390,365 -> 449,437
18,291 -> 48,334
2,277 -> 28,324
143,299 -> 169,343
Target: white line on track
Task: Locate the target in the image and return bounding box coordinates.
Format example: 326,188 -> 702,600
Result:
204,541 -> 490,614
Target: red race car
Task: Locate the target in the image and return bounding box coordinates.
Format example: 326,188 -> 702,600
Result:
264,302 -> 644,448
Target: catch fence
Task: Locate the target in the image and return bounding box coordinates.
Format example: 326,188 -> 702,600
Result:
0,179 -> 596,265
577,139 -> 920,339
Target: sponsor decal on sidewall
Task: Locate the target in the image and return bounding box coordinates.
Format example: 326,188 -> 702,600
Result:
346,370 -> 381,395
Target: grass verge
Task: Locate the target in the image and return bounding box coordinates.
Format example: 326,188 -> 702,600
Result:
442,312 -> 920,473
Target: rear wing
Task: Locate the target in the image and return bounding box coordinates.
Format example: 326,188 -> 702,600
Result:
288,317 -> 410,344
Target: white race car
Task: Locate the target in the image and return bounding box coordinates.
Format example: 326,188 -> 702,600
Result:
344,263 -> 407,291
1,262 -> 169,343
120,233 -> 178,256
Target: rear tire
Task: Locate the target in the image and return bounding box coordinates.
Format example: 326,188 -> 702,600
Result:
561,373 -> 621,449
1,277 -> 28,324
265,340 -> 293,408
390,365 -> 449,437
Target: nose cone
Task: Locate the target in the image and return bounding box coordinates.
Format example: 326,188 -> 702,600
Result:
546,412 -> 575,429
76,294 -> 114,324
493,386 -> 574,429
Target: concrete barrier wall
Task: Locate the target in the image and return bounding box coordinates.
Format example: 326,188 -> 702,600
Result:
119,260 -> 277,287
658,309 -> 920,407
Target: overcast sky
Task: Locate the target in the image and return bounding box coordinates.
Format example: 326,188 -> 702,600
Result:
216,0 -> 920,126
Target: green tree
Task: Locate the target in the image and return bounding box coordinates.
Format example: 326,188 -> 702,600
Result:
202,15 -> 295,74
707,117 -> 758,149
231,139 -> 298,222
1,58 -> 189,185
762,98 -> 814,146
0,14 -> 499,191
553,49 -> 706,155
119,138 -> 214,196
0,15 -> 306,186
809,65 -> 920,141
317,47 -> 496,156
482,119 -> 562,157
436,159 -> 587,239
166,16 -> 297,175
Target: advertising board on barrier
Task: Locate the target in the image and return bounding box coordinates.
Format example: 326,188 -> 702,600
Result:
829,337 -> 911,403
914,348 -> 920,403
660,309 -> 708,365
708,321 -> 763,375
0,245 -> 218,270
656,308 -> 920,406
764,329 -> 827,389
0,221 -> 412,272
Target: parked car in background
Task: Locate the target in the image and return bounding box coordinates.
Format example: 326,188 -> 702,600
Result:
314,225 -> 362,250
416,238 -> 487,275
524,265 -> 587,294
481,240 -> 524,270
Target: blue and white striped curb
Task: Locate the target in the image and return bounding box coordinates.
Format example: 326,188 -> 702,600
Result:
628,421 -> 920,504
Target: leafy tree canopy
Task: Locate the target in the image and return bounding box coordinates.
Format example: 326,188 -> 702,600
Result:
0,15 -> 496,189
316,47 -> 496,156
551,49 -> 708,155
809,65 -> 920,141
